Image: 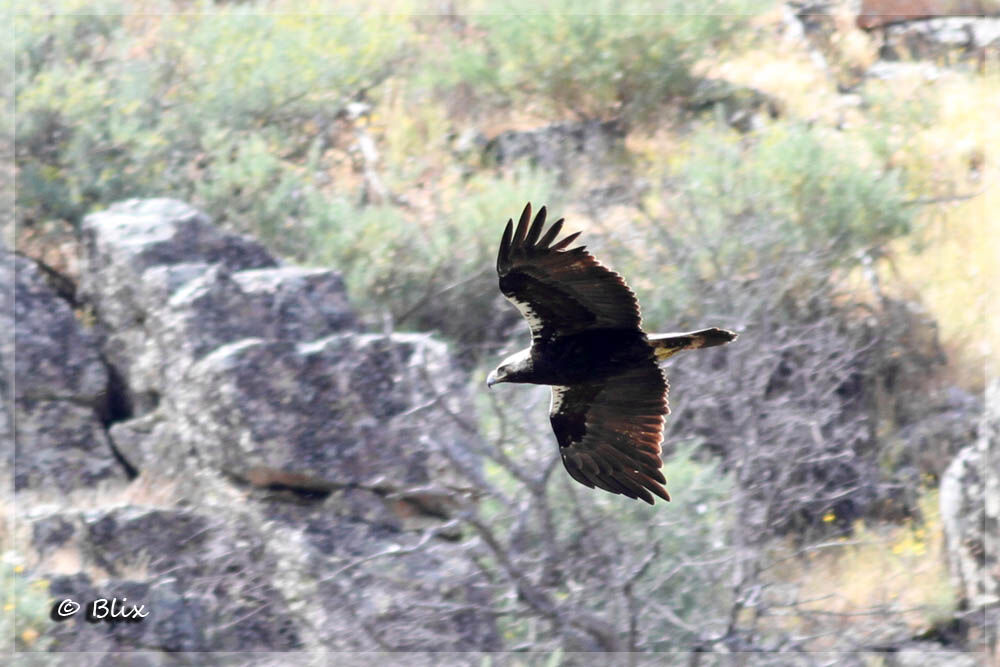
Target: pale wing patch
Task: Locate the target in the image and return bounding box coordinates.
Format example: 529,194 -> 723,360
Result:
505,293 -> 545,337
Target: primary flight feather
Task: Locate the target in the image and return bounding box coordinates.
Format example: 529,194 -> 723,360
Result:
487,203 -> 737,504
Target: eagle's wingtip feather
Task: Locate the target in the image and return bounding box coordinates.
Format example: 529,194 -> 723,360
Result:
538,217 -> 564,249
524,205 -> 547,248
551,230 -> 582,251
512,203 -> 532,248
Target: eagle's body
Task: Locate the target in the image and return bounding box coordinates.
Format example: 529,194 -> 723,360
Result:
496,328 -> 650,385
487,203 -> 736,504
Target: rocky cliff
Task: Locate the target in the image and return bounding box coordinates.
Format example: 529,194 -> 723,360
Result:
7,199 -> 498,654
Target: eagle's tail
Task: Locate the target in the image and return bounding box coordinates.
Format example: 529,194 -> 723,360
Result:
648,328 -> 737,362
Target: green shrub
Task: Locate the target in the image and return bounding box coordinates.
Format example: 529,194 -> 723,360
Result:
423,0 -> 763,126
14,4 -> 123,83
0,554 -> 53,652
15,7 -> 412,250
616,122 -> 913,327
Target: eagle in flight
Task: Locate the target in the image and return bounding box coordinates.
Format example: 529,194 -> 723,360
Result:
487,204 -> 736,504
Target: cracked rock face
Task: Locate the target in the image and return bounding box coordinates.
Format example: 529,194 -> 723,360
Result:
77,198 -> 280,416
5,253 -> 122,491
173,332 -> 467,491
76,199 -> 471,497
149,263 -> 357,401
16,199 -> 497,653
11,255 -> 107,402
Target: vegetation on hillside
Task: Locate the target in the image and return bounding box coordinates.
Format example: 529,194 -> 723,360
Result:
11,0 -> 996,654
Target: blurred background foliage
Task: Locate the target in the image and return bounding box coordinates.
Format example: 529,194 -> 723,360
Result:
416,0 -> 760,125
10,0 -> 998,653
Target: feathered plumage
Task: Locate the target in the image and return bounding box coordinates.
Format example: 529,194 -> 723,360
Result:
488,203 -> 737,504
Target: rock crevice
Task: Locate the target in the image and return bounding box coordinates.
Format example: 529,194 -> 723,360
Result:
12,199 -> 498,653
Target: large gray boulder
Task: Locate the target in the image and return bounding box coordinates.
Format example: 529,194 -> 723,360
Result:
77,199 -> 471,504
77,199 -> 359,476
78,198 -> 280,415
148,263 -> 356,403
172,332 -> 469,497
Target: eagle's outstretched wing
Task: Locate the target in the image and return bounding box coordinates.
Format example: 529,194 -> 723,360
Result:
496,203 -> 641,341
550,364 -> 671,504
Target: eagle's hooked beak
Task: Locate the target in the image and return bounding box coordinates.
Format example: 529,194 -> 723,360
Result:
486,369 -> 499,389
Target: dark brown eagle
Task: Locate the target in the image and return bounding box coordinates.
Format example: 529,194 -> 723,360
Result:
487,203 -> 736,504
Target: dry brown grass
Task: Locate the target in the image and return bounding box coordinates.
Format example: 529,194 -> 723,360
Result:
760,491 -> 956,649
885,71 -> 1000,389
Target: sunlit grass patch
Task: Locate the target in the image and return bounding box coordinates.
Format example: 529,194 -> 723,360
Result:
762,490 -> 956,648
890,190 -> 999,389
708,38 -> 841,123
884,73 -> 1000,387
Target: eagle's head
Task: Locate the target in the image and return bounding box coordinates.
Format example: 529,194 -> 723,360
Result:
486,348 -> 533,388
